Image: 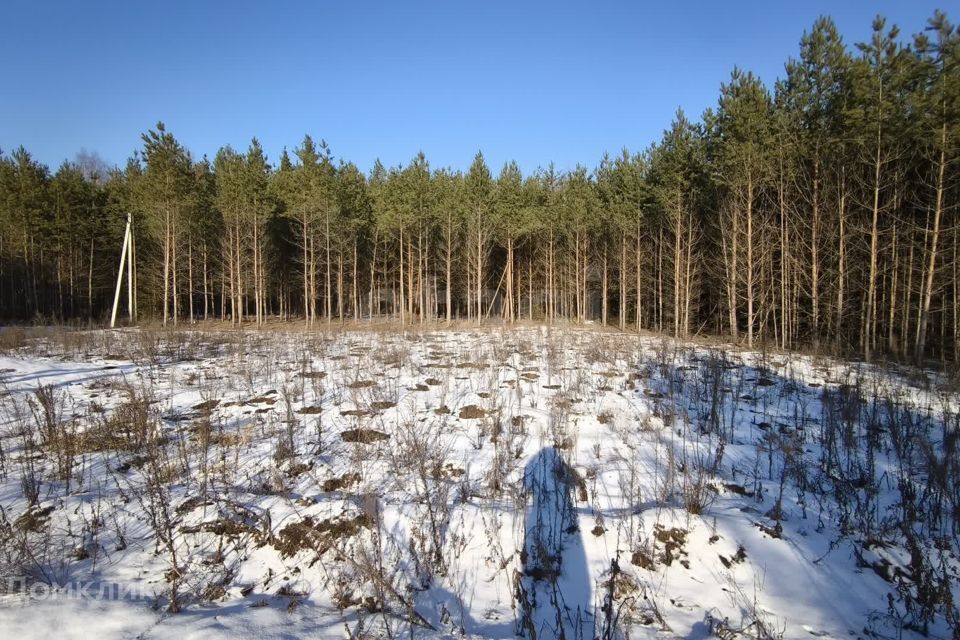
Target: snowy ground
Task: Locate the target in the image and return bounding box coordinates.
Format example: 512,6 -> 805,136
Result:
0,325 -> 956,640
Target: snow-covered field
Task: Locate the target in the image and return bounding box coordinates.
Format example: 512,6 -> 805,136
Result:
0,326 -> 956,640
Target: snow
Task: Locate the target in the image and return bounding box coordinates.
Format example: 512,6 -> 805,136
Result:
0,326 -> 955,639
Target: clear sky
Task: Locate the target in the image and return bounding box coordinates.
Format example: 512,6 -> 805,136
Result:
1,0 -> 951,174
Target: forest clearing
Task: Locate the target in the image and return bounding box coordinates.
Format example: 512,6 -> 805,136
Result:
3,3 -> 960,639
0,325 -> 956,639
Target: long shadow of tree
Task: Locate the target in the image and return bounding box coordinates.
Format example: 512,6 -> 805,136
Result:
516,446 -> 592,640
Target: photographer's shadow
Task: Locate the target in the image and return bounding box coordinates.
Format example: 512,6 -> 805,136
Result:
516,446 -> 592,639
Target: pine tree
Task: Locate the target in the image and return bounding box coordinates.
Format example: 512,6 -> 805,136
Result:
465,152 -> 493,323
713,71 -> 774,346
850,18 -> 910,359
783,17 -> 852,342
137,123 -> 194,326
652,110 -> 706,338
494,161 -> 524,323
335,161 -> 372,320
913,12 -> 959,358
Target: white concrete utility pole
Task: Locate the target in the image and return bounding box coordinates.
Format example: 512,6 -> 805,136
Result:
110,212 -> 135,328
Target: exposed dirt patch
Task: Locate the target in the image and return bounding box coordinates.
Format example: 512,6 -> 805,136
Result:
192,399 -> 220,412
339,408 -> 369,417
181,517 -> 258,538
653,526 -> 689,568
459,404 -> 487,419
275,512 -> 371,559
722,482 -> 755,497
630,549 -> 655,570
15,505 -> 55,532
347,380 -> 376,389
757,521 -> 783,539
370,401 -> 396,412
718,544 -> 747,568
431,463 -> 466,480
286,460 -> 313,477
298,405 -> 323,414
176,495 -> 214,515
323,472 -> 361,492
248,392 -> 278,405
341,428 -> 390,444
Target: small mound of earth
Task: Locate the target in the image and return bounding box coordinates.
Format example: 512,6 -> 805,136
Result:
459,404 -> 487,419
192,399 -> 220,412
323,472 -> 361,492
341,428 -> 390,444
275,512 -> 371,559
347,380 -> 376,389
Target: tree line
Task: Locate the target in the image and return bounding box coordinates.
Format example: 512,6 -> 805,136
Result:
1,14 -> 958,363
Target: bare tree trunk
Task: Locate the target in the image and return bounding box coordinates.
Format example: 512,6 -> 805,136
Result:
673,191 -> 683,339
575,231 -> 582,323
917,124 -> 947,358
811,155 -> 821,338
353,239 -> 359,320
619,231 -> 627,330
746,177 -> 755,348
187,239 -> 195,323
172,213 -> 179,326
657,227 -> 664,333
528,256 -> 533,320
476,207 -> 484,325
163,209 -> 171,326
547,230 -> 555,325
835,167 -> 847,342
445,214 -> 453,323
601,244 -> 608,327
635,216 -> 642,332
338,249 -> 344,324
725,199 -> 739,341
582,234 -> 590,323
779,166 -> 789,350
863,83 -> 884,361
399,223 -> 406,326
202,242 -> 209,321
233,213 -> 242,325
369,230 -> 379,320
506,237 -> 514,323
901,238 -> 915,356
87,238 -> 94,321
888,227 -> 899,353
310,233 -> 317,325
302,217 -> 310,327
954,225 -> 959,362
325,212 -> 332,326
684,211 -> 694,337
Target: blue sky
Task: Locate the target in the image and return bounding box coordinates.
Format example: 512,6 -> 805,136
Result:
1,0 -> 950,174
